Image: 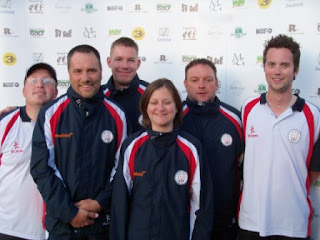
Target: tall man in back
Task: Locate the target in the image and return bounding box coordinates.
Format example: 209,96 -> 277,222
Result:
0,63 -> 58,240
104,37 -> 149,133
31,45 -> 127,240
181,58 -> 244,240
239,34 -> 320,240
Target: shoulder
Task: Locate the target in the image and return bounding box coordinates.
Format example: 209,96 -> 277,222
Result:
177,130 -> 201,148
242,95 -> 261,108
220,101 -> 240,116
0,107 -> 21,122
122,130 -> 149,149
303,99 -> 320,114
139,79 -> 149,87
39,93 -> 69,115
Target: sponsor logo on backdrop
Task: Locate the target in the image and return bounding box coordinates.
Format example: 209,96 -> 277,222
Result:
29,28 -> 45,38
138,56 -> 147,62
107,5 -> 123,11
57,52 -> 67,65
208,25 -> 225,39
128,3 -> 147,13
32,52 -> 44,62
157,27 -> 171,42
258,0 -> 272,9
54,0 -> 71,14
229,80 -> 245,96
256,55 -> 263,67
288,24 -> 303,35
216,80 -> 221,94
82,3 -> 97,13
232,53 -> 245,66
29,1 -> 44,14
209,0 -> 222,11
254,84 -> 267,94
55,29 -> 72,38
309,88 -> 320,99
181,3 -> 198,12
154,55 -> 173,64
231,27 -> 246,38
0,0 -> 15,14
284,0 -> 303,8
156,3 -> 171,12
182,55 -> 197,63
3,82 -> 19,87
232,0 -> 245,7
256,28 -> 272,34
3,52 -> 17,66
83,27 -> 96,38
108,29 -> 121,37
183,27 -> 197,40
58,79 -> 70,88
132,27 -> 145,40
1,27 -> 19,38
315,53 -> 320,71
292,89 -> 300,95
207,56 -> 223,65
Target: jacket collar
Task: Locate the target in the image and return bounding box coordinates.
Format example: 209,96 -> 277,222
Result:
185,96 -> 220,115
105,74 -> 140,95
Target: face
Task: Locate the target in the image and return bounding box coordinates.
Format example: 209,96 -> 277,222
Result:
147,87 -> 177,132
23,69 -> 58,107
184,64 -> 218,102
69,52 -> 102,99
264,47 -> 298,94
107,45 -> 141,89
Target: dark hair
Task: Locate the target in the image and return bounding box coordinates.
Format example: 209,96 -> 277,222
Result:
24,63 -> 57,85
263,34 -> 300,72
185,58 -> 218,80
67,44 -> 102,70
110,37 -> 139,56
140,78 -> 183,129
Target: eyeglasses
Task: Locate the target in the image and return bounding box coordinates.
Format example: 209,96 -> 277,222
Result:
25,78 -> 56,86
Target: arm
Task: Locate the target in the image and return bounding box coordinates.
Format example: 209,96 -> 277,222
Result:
191,146 -> 214,240
310,171 -> 320,186
94,102 -> 128,211
310,137 -> 320,187
30,109 -> 79,224
0,106 -> 17,116
109,146 -> 131,240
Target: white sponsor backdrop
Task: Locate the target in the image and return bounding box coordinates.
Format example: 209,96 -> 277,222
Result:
1,0 -> 320,238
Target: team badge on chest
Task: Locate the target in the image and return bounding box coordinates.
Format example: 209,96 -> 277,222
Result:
288,129 -> 301,143
101,130 -> 114,143
174,170 -> 188,185
221,133 -> 233,146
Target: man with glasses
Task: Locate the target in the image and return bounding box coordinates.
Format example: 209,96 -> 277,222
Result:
0,63 -> 58,240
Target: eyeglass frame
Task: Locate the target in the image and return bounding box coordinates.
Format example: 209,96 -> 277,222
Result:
24,77 -> 57,86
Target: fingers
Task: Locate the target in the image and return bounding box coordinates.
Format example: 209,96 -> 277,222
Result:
87,211 -> 99,219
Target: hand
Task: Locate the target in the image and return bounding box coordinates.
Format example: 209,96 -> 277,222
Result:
75,199 -> 102,213
0,106 -> 17,116
70,208 -> 99,228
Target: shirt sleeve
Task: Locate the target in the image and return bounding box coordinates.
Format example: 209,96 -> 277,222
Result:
30,108 -> 78,224
191,143 -> 214,240
109,144 -> 131,240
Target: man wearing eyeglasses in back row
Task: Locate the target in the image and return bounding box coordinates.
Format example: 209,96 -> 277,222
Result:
0,63 -> 58,240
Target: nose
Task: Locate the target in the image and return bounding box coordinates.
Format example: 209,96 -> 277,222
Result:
120,60 -> 129,69
36,79 -> 44,87
273,65 -> 282,75
159,103 -> 165,111
198,79 -> 205,88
